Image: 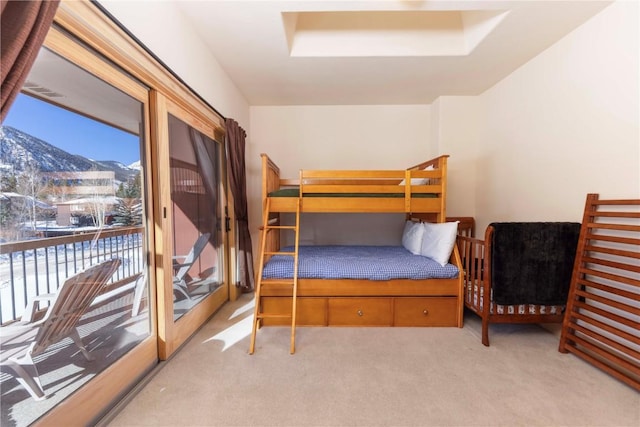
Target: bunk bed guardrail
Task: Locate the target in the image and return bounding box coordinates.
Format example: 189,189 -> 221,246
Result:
260,153 -> 449,218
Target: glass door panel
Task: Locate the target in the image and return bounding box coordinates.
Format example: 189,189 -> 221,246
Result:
167,114 -> 225,321
0,45 -> 154,426
153,98 -> 227,358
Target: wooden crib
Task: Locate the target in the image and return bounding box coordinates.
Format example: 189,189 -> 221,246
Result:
456,221 -> 581,346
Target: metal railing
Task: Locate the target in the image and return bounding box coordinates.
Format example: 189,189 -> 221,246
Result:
0,226 -> 145,324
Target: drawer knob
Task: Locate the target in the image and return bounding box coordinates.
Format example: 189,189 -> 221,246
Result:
423,309 -> 429,316
357,309 -> 364,316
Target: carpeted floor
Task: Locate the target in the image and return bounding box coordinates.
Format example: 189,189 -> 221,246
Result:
108,294 -> 640,427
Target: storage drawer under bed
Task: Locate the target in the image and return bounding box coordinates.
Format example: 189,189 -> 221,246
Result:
328,298 -> 393,326
261,297 -> 327,326
260,296 -> 459,327
393,297 -> 458,326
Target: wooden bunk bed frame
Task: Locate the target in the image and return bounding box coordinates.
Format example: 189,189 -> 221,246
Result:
261,153 -> 449,218
257,153 -> 464,330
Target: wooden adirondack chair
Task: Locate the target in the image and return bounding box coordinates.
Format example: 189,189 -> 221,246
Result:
0,258 -> 121,400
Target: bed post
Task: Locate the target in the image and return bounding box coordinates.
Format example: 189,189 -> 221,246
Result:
450,243 -> 465,327
438,155 -> 448,223
481,226 -> 494,346
260,153 -> 282,253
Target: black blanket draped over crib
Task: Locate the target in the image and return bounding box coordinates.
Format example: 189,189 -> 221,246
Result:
490,222 -> 581,305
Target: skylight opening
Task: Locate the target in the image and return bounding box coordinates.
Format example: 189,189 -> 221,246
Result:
282,10 -> 508,57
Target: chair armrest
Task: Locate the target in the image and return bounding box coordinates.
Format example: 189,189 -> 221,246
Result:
21,294 -> 55,322
172,256 -> 188,269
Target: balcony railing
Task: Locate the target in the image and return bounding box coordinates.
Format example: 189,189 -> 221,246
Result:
0,226 -> 144,324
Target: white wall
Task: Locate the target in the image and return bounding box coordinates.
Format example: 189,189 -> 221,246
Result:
99,1 -> 249,128
249,105 -> 431,245
103,0 -> 639,244
430,96 -> 481,218
471,0 -> 639,233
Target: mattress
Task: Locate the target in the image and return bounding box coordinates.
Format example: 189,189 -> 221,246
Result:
262,245 -> 459,281
269,189 -> 437,198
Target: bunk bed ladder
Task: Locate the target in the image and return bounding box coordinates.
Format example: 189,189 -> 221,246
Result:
249,197 -> 301,355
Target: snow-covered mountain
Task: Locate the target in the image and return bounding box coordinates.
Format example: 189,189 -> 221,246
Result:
0,126 -> 139,182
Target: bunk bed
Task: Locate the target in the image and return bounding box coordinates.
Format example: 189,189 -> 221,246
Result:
250,153 -> 464,354
262,153 -> 449,217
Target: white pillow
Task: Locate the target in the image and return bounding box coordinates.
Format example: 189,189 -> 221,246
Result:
401,221 -> 425,255
399,165 -> 434,186
399,177 -> 428,186
419,221 -> 459,266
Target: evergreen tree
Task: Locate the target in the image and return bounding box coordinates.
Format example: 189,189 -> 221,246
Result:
0,173 -> 17,192
113,198 -> 142,226
116,172 -> 141,198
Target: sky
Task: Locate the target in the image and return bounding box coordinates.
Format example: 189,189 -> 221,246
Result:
3,94 -> 140,166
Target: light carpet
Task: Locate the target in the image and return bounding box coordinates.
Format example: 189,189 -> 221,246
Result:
108,294 -> 639,427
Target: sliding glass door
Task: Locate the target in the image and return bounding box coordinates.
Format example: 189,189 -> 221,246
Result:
153,96 -> 228,358
0,31 -> 156,426
168,114 -> 226,320
0,2 -> 231,424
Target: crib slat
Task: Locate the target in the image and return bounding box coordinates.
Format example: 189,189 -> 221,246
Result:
563,343 -> 640,391
565,333 -> 640,377
569,311 -> 640,355
559,193 -> 640,391
576,278 -> 640,304
572,300 -> 639,331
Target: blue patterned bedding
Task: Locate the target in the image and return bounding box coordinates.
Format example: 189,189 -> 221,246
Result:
262,245 -> 459,281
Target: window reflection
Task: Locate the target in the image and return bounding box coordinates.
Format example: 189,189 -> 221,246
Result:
0,47 -> 151,426
168,115 -> 224,320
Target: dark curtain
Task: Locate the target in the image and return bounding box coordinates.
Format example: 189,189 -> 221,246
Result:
1,0 -> 59,122
225,118 -> 254,292
189,128 -> 221,246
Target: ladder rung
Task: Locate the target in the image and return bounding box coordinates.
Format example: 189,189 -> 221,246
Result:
266,225 -> 297,230
261,279 -> 295,285
257,313 -> 292,319
251,195 -> 301,355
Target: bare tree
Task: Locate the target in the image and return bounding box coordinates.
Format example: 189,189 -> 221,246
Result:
86,196 -> 109,228
85,166 -> 114,228
16,162 -> 47,236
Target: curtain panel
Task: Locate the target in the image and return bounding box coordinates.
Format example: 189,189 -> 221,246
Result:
225,118 -> 254,292
1,0 -> 60,122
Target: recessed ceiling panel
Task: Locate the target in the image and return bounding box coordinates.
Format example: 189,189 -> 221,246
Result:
284,10 -> 507,57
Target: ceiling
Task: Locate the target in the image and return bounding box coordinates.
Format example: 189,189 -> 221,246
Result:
24,48 -> 142,135
175,0 -> 611,105
17,0 -> 612,135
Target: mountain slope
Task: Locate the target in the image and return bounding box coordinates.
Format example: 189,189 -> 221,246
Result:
0,126 -> 138,182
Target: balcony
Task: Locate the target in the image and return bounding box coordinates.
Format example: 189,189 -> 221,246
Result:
0,226 -> 145,325
0,226 -> 150,426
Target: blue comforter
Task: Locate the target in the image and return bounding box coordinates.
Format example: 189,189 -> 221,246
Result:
262,245 -> 458,281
